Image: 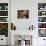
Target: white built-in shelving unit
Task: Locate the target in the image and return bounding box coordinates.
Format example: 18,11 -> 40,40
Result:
38,3 -> 46,37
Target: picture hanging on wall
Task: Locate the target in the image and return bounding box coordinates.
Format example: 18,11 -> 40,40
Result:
17,10 -> 29,19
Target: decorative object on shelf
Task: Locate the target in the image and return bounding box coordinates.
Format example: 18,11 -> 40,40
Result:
0,17 -> 8,22
45,6 -> 46,9
39,29 -> 46,37
11,23 -> 16,30
0,11 -> 8,16
5,6 -> 8,10
38,23 -> 46,28
42,12 -> 45,15
40,8 -> 44,10
0,3 -> 8,10
38,3 -> 46,10
0,23 -> 8,30
17,10 -> 29,19
38,17 -> 43,22
38,11 -> 46,16
0,23 -> 8,37
38,17 -> 46,22
0,6 -> 1,10
29,25 -> 35,30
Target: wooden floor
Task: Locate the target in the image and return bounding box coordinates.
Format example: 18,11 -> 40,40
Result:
0,45 -> 8,46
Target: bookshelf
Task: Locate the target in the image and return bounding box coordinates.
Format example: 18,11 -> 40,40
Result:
0,3 -> 8,37
38,3 -> 46,37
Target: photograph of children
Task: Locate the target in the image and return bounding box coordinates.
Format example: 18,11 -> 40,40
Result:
17,10 -> 29,19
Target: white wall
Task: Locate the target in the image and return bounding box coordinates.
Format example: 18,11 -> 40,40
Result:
11,0 -> 46,46
11,0 -> 38,45
0,0 -> 8,3
11,0 -> 38,30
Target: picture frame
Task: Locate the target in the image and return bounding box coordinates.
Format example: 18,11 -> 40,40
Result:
17,10 -> 29,19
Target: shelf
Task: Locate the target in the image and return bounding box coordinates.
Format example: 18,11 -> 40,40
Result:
0,16 -> 8,17
38,3 -> 46,37
38,22 -> 46,23
0,10 -> 8,11
38,10 -> 46,11
38,16 -> 46,17
0,22 -> 8,23
38,28 -> 46,29
0,3 -> 8,37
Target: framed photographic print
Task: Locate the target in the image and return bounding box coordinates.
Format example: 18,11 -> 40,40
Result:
17,10 -> 29,19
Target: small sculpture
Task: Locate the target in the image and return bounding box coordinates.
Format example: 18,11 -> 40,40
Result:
29,25 -> 35,30
11,23 -> 16,30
